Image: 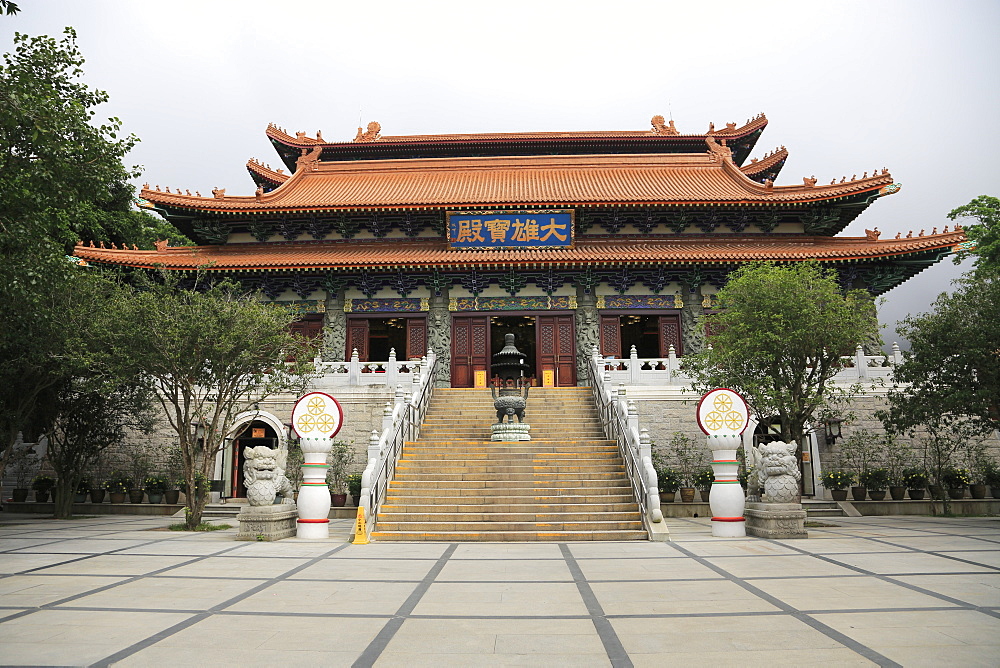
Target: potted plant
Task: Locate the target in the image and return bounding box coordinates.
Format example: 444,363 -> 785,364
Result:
693,467 -> 714,502
326,441 -> 354,507
664,432 -> 706,503
984,461 -> 1000,499
144,475 -> 169,503
942,468 -> 970,499
819,470 -> 854,501
75,477 -> 91,503
87,454 -> 108,503
163,445 -> 183,504
104,470 -> 131,504
858,468 -> 890,501
902,468 -> 928,500
346,473 -> 363,507
31,475 -> 56,503
656,466 -> 682,502
9,449 -> 38,503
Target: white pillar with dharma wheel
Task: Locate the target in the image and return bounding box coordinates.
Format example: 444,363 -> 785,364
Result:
290,391 -> 344,539
697,388 -> 750,538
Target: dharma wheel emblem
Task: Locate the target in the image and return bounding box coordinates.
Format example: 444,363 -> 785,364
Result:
696,388 -> 749,435
291,391 -> 344,439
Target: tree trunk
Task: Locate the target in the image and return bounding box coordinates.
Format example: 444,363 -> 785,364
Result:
183,478 -> 207,528
52,483 -> 75,519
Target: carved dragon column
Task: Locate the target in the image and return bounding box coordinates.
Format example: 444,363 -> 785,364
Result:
574,285 -> 599,386
681,285 -> 706,356
427,289 -> 452,387
323,286 -> 347,362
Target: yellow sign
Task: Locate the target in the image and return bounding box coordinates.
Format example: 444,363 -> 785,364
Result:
474,370 -> 487,388
290,392 -> 344,439
696,388 -> 749,435
542,369 -> 555,387
352,506 -> 369,544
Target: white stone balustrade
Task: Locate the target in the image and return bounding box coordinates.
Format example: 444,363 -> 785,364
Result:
311,348 -> 424,388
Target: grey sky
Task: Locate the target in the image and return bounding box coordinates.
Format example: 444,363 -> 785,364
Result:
5,0 -> 998,347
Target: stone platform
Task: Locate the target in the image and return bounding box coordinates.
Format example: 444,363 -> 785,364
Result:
236,503 -> 297,541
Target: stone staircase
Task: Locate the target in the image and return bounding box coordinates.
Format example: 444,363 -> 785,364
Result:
371,387 -> 647,541
802,499 -> 847,518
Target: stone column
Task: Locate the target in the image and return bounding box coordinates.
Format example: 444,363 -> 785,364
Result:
575,286 -> 599,386
323,288 -> 346,362
681,285 -> 705,356
427,290 -> 451,387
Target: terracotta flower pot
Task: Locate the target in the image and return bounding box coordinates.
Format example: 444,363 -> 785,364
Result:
830,489 -> 848,502
128,490 -> 145,504
907,489 -> 925,500
147,493 -> 164,504
928,485 -> 943,498
679,487 -> 696,503
109,492 -> 126,504
868,490 -> 887,501
12,489 -> 29,503
851,486 -> 867,501
969,484 -> 986,499
889,486 -> 906,501
947,488 -> 966,500
699,489 -> 711,502
659,491 -> 675,503
89,488 -> 105,503
330,492 -> 347,507
34,490 -> 50,503
164,489 -> 180,505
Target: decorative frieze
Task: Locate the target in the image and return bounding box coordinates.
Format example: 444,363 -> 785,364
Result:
597,295 -> 683,310
449,296 -> 576,312
344,298 -> 428,313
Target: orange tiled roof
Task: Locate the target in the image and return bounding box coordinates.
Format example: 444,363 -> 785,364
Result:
266,115 -> 768,148
741,146 -> 788,176
73,231 -> 964,272
246,158 -> 290,185
141,153 -> 896,214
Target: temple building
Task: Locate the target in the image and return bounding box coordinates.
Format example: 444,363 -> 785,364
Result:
74,113 -> 964,389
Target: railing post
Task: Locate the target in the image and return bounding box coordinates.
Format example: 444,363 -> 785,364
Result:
349,348 -> 361,385
667,345 -> 678,384
627,399 -> 640,444
394,383 -> 405,409
855,344 -> 867,378
386,348 -> 398,387
381,401 -> 394,434
891,341 -> 902,366
367,429 -> 381,464
629,345 -> 640,384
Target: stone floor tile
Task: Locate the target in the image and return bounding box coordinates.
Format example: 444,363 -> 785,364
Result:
937,550 -> 1000,569
750,575 -> 959,611
668,539 -> 801,558
160,555 -> 312,579
436,558 -> 573,581
0,609 -> 190,666
31,553 -> 195,576
574,556 -> 720,581
451,543 -> 565,559
708,554 -> 860,579
411,582 -> 588,616
591,579 -> 780,615
894,573 -> 1000,607
629,648 -> 873,667
225,579 -> 418,615
564,542 -> 683,559
67,574 -> 267,610
116,646 -> 362,666
289,556 -> 437,581
0,574 -> 129,607
375,651 -> 611,667
824,550 -> 997,575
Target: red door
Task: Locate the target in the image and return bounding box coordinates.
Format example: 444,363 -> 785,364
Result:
347,318 -> 369,361
599,315 -> 621,357
451,316 -> 489,387
658,315 -> 682,356
537,314 -> 576,386
406,318 -> 428,360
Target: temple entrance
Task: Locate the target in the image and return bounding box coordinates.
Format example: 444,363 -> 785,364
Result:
450,312 -> 576,387
346,316 -> 427,361
599,313 -> 682,358
230,420 -> 279,498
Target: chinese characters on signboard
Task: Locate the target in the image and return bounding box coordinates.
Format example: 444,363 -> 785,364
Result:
447,210 -> 574,249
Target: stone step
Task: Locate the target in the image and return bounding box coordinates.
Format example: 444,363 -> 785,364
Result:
400,452 -> 622,461
380,502 -> 640,513
371,530 -> 648,542
375,519 -> 645,532
396,461 -> 623,471
394,470 -> 627,480
377,511 -> 642,522
384,492 -> 638,504
401,441 -> 618,450
388,479 -> 631,490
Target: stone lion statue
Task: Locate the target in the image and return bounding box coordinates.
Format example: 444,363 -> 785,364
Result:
243,445 -> 296,506
758,441 -> 801,503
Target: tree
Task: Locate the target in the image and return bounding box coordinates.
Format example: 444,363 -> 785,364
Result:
123,275 -> 318,528
950,195 -> 999,276
879,273 -> 1000,440
0,28 -> 185,483
682,262 -> 878,446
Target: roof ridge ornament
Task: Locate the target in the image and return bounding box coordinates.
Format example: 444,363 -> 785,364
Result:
650,115 -> 679,135
865,228 -> 881,241
705,134 -> 732,162
212,187 -> 226,199
354,121 -> 382,143
803,176 -> 817,187
154,239 -> 169,252
296,145 -> 323,172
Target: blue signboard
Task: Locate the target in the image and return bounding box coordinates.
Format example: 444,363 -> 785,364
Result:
448,210 -> 574,249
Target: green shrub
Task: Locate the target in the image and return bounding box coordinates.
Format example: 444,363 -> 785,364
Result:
819,470 -> 854,490
31,475 -> 55,492
693,467 -> 715,490
104,470 -> 132,493
655,466 -> 682,493
346,473 -> 363,499
983,461 -> 1000,488
858,467 -> 890,491
942,468 -> 971,488
143,475 -> 168,493
902,467 -> 929,489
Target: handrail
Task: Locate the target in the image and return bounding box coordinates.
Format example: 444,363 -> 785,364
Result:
358,348 -> 437,540
588,346 -> 663,538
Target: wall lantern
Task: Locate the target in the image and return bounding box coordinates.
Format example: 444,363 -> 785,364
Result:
824,417 -> 843,444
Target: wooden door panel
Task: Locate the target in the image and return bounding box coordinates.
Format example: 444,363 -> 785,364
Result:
451,316 -> 488,387
658,315 -> 682,357
537,314 -> 576,386
599,315 -> 621,357
347,319 -> 369,361
406,318 -> 427,360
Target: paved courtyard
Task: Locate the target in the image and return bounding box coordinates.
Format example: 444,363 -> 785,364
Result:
0,513 -> 998,667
